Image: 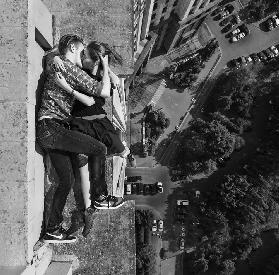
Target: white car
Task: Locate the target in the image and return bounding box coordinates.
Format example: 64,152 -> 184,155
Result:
195,190 -> 200,198
270,45 -> 279,55
152,219 -> 157,232
271,15 -> 279,25
125,183 -> 132,195
156,181 -> 163,193
232,28 -> 241,35
180,239 -> 185,250
158,220 -> 163,232
177,200 -> 189,206
231,32 -> 245,42
191,97 -> 196,103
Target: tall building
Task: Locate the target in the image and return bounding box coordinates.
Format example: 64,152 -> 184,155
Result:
147,0 -> 223,54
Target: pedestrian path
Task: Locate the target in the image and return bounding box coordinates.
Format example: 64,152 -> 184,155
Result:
149,79 -> 166,106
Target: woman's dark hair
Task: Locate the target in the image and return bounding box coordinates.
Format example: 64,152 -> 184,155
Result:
87,41 -> 123,66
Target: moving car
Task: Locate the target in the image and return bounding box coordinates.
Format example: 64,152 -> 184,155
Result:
152,219 -> 157,232
156,181 -> 163,193
177,200 -> 189,206
125,183 -> 131,195
158,220 -> 164,232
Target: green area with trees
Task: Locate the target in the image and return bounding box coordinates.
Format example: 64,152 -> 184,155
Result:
135,209 -> 156,275
239,0 -> 279,24
165,39 -> 219,89
163,57 -> 279,274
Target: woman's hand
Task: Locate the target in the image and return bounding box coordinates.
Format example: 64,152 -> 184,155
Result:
55,72 -> 72,93
99,55 -> 109,71
53,56 -> 65,72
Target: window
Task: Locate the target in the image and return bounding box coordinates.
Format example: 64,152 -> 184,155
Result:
151,13 -> 156,20
173,0 -> 179,6
153,3 -> 158,10
189,9 -> 194,15
162,7 -> 167,13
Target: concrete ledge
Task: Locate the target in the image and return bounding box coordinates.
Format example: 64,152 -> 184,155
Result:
52,200 -> 136,275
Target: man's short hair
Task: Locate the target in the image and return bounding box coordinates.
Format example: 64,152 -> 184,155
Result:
58,34 -> 84,55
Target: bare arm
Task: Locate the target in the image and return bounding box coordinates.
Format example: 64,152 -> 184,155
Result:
55,73 -> 95,106
98,55 -> 111,98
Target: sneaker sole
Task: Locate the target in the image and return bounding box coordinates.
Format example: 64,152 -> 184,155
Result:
43,238 -> 77,244
94,202 -> 125,210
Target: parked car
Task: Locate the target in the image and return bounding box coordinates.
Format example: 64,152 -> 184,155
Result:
219,15 -> 233,26
229,32 -> 246,43
137,182 -> 144,194
265,14 -> 279,30
227,59 -> 241,69
158,220 -> 164,232
211,7 -> 223,17
127,176 -> 142,182
156,181 -> 163,193
257,51 -> 268,62
238,56 -> 247,65
177,200 -> 189,206
250,53 -> 260,63
152,219 -> 157,232
144,184 -> 151,195
128,154 -> 136,167
245,56 -> 253,63
195,190 -> 200,198
180,239 -> 185,250
125,183 -> 131,195
221,23 -> 233,33
263,48 -> 275,59
131,182 -> 137,194
270,45 -> 279,56
220,13 -> 240,27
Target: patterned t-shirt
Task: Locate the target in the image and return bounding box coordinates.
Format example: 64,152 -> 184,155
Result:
38,57 -> 99,121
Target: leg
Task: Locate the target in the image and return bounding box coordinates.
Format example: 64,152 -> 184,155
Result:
79,164 -> 91,209
47,150 -> 75,230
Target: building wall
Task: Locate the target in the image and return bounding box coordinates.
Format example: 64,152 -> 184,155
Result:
42,0 -> 134,75
0,0 -> 53,269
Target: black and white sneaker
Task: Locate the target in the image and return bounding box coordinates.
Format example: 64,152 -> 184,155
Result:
43,227 -> 77,244
93,195 -> 125,210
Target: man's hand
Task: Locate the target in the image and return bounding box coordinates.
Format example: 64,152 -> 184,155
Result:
53,56 -> 65,72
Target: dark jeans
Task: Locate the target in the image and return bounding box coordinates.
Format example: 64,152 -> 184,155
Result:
37,118 -> 107,229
